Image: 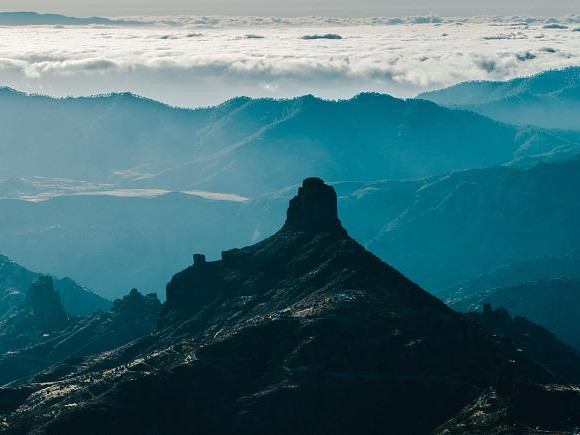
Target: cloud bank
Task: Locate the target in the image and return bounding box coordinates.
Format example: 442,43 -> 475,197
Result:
1,15 -> 580,106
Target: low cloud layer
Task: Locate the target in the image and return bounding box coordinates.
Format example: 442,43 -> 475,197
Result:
1,15 -> 580,106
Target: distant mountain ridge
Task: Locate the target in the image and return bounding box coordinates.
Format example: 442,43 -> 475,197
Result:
420,67 -> 580,130
0,88 -> 577,196
0,12 -> 143,26
357,157 -> 580,290
440,248 -> 580,303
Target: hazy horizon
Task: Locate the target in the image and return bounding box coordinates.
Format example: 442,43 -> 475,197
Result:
1,13 -> 579,106
1,2 -> 580,17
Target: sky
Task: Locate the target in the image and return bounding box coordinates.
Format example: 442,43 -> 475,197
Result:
0,0 -> 579,16
0,5 -> 580,107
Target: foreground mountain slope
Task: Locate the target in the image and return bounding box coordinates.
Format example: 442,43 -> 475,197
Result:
420,67 -> 580,130
436,382 -> 580,434
0,89 -> 575,195
0,255 -> 110,318
1,178 -> 569,434
0,288 -> 161,387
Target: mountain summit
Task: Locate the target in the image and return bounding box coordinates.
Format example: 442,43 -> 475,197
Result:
283,177 -> 346,235
2,179 -> 579,434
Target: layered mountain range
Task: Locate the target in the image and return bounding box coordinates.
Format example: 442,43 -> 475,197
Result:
1,180 -> 580,433
2,156 -> 580,303
1,88 -> 577,196
420,66 -> 580,131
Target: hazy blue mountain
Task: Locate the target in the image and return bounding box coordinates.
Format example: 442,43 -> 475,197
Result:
0,194 -> 255,298
0,12 -> 143,26
439,249 -> 580,303
419,67 -> 580,130
360,157 -> 580,291
0,89 -> 576,196
0,255 -> 111,318
2,157 -> 580,299
450,278 -> 580,351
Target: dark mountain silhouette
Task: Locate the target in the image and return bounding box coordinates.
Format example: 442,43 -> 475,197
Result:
2,156 -> 580,299
450,278 -> 580,351
0,89 -> 576,195
0,255 -> 110,318
466,304 -> 580,384
0,288 -> 161,386
420,67 -> 580,130
0,12 -> 143,26
2,179 -> 579,434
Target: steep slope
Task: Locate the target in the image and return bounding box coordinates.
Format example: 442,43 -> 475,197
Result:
436,382 -> 580,434
0,255 -> 110,317
420,67 -> 580,130
0,89 -> 574,195
450,278 -> 580,351
0,288 -> 161,386
0,179 -> 563,434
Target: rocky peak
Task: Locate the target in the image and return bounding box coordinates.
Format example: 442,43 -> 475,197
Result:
25,275 -> 68,331
112,288 -> 161,320
283,177 -> 347,235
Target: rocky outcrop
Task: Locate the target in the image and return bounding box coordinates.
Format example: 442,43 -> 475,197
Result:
282,177 -> 346,235
0,288 -> 160,386
0,276 -> 69,354
0,255 -> 111,319
450,278 -> 580,351
25,276 -> 68,331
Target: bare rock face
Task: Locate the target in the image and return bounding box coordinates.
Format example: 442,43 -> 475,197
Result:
283,177 -> 346,235
25,276 -> 68,331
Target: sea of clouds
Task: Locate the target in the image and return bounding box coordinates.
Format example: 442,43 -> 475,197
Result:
1,14 -> 580,106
